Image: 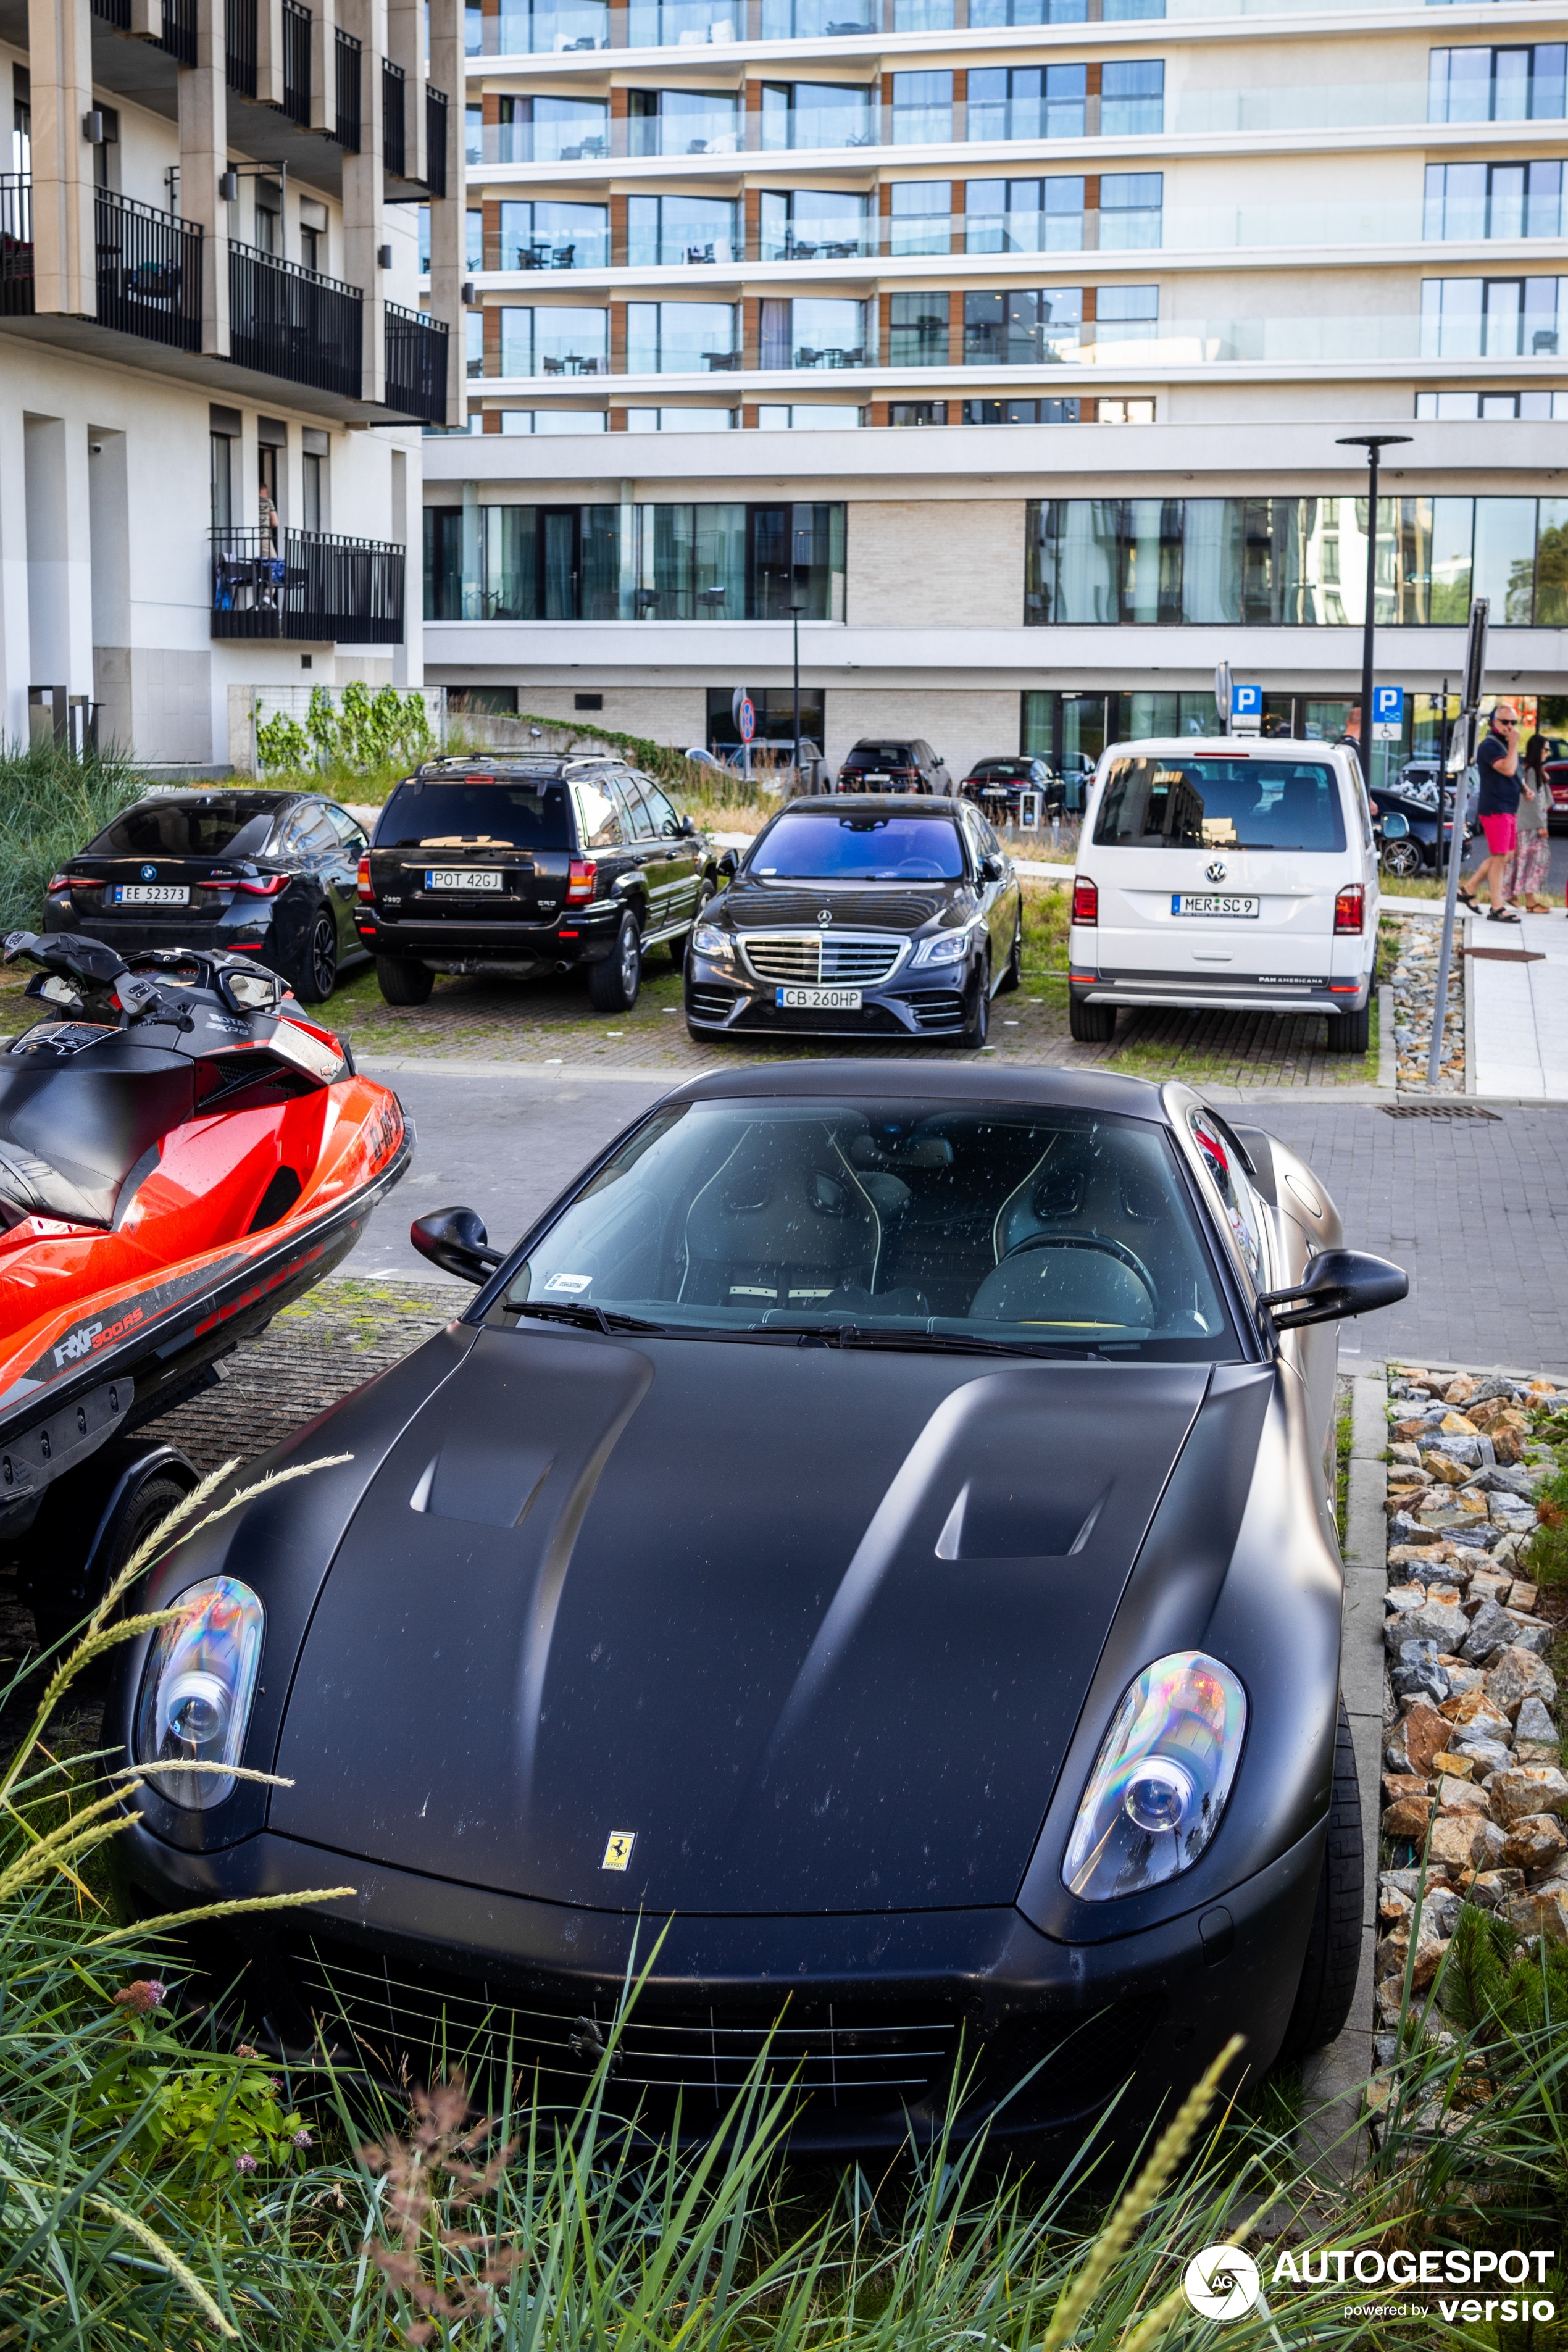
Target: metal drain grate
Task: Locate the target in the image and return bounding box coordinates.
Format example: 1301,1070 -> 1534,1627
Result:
1383,1101 -> 1501,1120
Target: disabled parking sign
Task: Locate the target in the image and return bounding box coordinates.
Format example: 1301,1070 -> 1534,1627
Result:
1372,685 -> 1404,741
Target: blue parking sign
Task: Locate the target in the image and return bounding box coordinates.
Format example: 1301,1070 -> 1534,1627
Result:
1372,685 -> 1404,740
1232,683 -> 1262,721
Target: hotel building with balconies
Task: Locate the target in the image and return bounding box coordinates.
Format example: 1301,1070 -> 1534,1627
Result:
0,0 -> 465,766
430,0 -> 1568,780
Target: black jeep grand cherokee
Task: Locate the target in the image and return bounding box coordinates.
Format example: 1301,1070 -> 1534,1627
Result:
357,757 -> 725,1012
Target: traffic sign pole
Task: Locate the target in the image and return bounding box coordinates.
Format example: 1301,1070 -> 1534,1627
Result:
1426,598 -> 1489,1089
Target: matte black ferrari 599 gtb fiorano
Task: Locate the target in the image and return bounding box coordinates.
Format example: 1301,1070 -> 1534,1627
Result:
104,1063 -> 1404,2152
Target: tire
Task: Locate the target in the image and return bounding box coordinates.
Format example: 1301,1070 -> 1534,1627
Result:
290,906 -> 338,1004
588,910 -> 642,1012
1328,1003 -> 1371,1054
1277,1696 -> 1364,2061
23,1466 -> 192,1659
996,912 -> 1022,995
1382,840 -> 1422,880
376,956 -> 435,1007
670,883 -> 715,970
961,957 -> 990,1048
1069,997 -> 1117,1043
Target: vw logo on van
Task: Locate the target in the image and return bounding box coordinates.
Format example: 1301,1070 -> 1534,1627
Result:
140,864 -> 157,882
1205,859 -> 1227,883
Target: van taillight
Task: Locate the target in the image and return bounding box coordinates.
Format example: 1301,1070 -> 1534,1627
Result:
1334,885 -> 1364,934
1072,877 -> 1098,925
356,856 -> 373,902
566,859 -> 598,905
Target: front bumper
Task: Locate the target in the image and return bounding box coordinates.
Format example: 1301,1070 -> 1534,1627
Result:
107,1814 -> 1323,2150
685,955 -> 979,1039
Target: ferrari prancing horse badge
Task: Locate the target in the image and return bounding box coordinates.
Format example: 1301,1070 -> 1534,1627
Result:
601,1830 -> 636,1872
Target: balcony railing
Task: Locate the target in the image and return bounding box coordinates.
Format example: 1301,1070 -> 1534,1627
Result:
0,177 -> 202,349
91,0 -> 196,62
426,86 -> 449,196
385,301 -> 448,423
334,27 -> 362,151
281,0 -> 311,126
227,0 -> 258,98
383,58 -> 407,177
229,242 -> 363,397
211,526 -> 404,643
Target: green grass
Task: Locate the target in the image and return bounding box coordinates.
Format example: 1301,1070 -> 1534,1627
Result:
0,741 -> 146,936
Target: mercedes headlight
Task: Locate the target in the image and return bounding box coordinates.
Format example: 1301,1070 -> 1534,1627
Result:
913,929 -> 970,967
1062,1652 -> 1246,1902
133,1577 -> 264,1809
693,922 -> 732,959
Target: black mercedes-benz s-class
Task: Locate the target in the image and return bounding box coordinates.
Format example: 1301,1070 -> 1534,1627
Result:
102,1062 -> 1404,2154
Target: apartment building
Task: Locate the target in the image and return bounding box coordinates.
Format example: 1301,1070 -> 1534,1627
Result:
0,0 -> 465,769
428,0 -> 1568,780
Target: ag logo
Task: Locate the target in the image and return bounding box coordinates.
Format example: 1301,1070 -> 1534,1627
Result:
140,863 -> 158,882
601,1830 -> 636,1872
1205,859 -> 1227,884
1184,2246 -> 1261,2322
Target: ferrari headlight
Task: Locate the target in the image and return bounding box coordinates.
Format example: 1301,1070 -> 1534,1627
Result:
913,929 -> 970,967
133,1577 -> 264,1809
693,922 -> 731,959
1062,1652 -> 1246,1903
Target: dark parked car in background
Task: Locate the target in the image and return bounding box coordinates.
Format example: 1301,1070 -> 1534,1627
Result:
357,757 -> 726,1014
961,757 -> 1064,822
836,739 -> 954,796
685,794 -> 1020,1046
42,790 -> 368,1003
1370,766 -> 1470,879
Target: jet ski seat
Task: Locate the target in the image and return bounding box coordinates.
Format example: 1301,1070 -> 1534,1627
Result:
0,1056 -> 194,1227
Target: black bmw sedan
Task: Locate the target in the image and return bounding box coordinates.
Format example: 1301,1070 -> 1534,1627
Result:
103,1062 -> 1404,2155
685,796 -> 1022,1046
41,790 -> 367,1004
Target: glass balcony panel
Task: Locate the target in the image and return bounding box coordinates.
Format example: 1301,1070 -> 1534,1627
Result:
788,295 -> 868,367
627,0 -> 740,38
890,180 -> 948,254
759,190 -> 872,260
760,0 -> 878,27
490,0 -> 609,48
1174,82 -> 1425,133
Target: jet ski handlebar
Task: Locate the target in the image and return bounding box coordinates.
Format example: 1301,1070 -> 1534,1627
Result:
2,932 -> 289,1028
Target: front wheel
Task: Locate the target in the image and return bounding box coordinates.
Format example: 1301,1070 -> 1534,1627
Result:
1069,997 -> 1117,1043
377,956 -> 435,1007
996,912 -> 1022,995
1328,1003 -> 1371,1054
588,911 -> 642,1012
1277,1697 -> 1364,2060
961,957 -> 990,1048
1382,839 -> 1422,880
21,1456 -> 194,1659
290,906 -> 338,1003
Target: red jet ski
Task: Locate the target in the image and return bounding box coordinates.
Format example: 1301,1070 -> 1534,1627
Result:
0,930 -> 411,1644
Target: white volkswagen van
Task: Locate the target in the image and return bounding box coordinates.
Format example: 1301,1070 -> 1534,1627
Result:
1067,737 -> 1378,1052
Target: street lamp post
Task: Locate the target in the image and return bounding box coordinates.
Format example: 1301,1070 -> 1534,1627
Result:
1335,433 -> 1412,788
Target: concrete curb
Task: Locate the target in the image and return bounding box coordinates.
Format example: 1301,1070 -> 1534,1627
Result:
1377,984 -> 1396,1094
1299,1359 -> 1386,2172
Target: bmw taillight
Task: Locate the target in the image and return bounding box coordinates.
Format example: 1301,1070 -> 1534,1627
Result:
234,873 -> 290,898
566,858 -> 598,906
46,874 -> 74,895
1072,877 -> 1098,925
356,855 -> 373,903
1334,884 -> 1364,935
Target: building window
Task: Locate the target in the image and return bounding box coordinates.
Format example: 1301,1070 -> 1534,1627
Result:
1425,160 -> 1565,238
1421,273 -> 1564,354
302,449 -> 324,532
625,406 -> 737,430
890,69 -> 952,142
1101,58 -> 1164,135
498,304 -> 609,375
465,311 -> 484,375
1416,387 -> 1568,417
210,431 -> 232,530
1096,397 -> 1156,422
500,199 -> 611,270
890,399 -> 948,424
628,87 -> 740,157
426,499 -> 845,620
888,291 -> 949,366
628,194 -> 738,267
493,94 -> 609,164
964,286 -> 1083,363
760,296 -> 869,368
889,181 -> 948,257
1024,494 -> 1564,627
756,404 -> 863,427
967,176 -> 1085,253
1096,285 -> 1160,345
963,396 -> 1082,422
465,102 -> 482,164
706,685 -> 825,755
498,408 -> 608,432
1429,43 -> 1567,123
758,189 -> 871,261
627,300 -> 739,373
637,0 -> 739,40
1099,172 -> 1164,249
760,80 -> 875,150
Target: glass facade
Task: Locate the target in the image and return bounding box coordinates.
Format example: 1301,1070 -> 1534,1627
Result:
1424,161 -> 1565,240
626,300 -> 740,373
496,199 -> 610,270
1025,495 -> 1563,625
426,500 -> 846,620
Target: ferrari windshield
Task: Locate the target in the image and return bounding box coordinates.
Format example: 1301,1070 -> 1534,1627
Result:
503,1099 -> 1237,1360
750,814 -> 964,882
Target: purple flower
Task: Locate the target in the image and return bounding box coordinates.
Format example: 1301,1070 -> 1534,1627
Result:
113,1979 -> 167,2014
291,2128 -> 313,2150
234,2152 -> 259,2175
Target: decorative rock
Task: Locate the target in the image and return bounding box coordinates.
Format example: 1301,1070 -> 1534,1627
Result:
1389,1542 -> 1443,1568
1445,1377 -> 1478,1404
1506,1889 -> 1568,1944
1389,1602 -> 1470,1655
1490,1533 -> 1530,1567
1432,1749 -> 1475,1781
1494,1426 -> 1527,1465
1468,1869 -> 1526,1911
1445,1690 -> 1514,1740
1424,1452 -> 1472,1487
1472,1465 -> 1537,1499
1462,1600 -> 1517,1662
1441,1409 -> 1481,1433
1453,1736 -> 1512,1776
1379,1883 -> 1414,1925
1389,1440 -> 1422,1466
1514,1695 -> 1557,1745
1390,1513 -> 1440,1548
1501,1815 -> 1568,1874
1411,1551 -> 1472,1586
1402,1702 -> 1456,1777
1423,1885 -> 1464,1939
1385,1796 -> 1437,1841
1501,1612 -> 1554,1659
1441,1665 -> 1485,1696
1517,1741 -> 1562,1767
1383,1772 -> 1434,1808
1488,1766 -> 1568,1825
1484,1647 -> 1559,1719
1468,1569 -> 1514,1611
1437,1774 -> 1491,1814
1509,1580 -> 1539,1613
1429,1814 -> 1506,1871
1385,1582 -> 1430,1616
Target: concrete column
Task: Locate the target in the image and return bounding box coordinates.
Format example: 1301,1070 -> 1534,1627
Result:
27,0 -> 94,317
427,0 -> 465,424
309,0 -> 338,136
180,0 -> 230,354
386,0 -> 425,182
340,0 -> 385,403
0,396 -> 31,743
23,414 -> 92,697
390,443 -> 422,685
258,0 -> 286,110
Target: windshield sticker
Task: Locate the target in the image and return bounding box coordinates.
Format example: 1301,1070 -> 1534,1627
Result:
544,1272 -> 593,1293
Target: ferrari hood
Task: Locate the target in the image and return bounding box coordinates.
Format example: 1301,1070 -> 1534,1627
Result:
271,1330 -> 1209,1914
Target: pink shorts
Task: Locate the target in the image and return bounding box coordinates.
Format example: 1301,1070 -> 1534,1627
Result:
1480,811 -> 1517,856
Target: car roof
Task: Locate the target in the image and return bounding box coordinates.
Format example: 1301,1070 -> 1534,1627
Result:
775,793 -> 956,816
411,756 -> 623,780
662,1058 -> 1170,1121
1102,738 -> 1348,759
135,788 -> 296,806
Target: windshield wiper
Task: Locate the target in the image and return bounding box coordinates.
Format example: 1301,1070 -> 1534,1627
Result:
760,1322 -> 1042,1358
512,1301 -> 670,1336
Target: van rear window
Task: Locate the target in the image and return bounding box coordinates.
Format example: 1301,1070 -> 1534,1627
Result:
377,779 -> 572,850
1094,757 -> 1346,853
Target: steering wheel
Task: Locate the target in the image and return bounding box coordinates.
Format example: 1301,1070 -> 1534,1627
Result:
996,1231 -> 1161,1320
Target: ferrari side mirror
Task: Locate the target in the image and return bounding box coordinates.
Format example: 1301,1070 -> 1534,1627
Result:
1258,1248 -> 1407,1330
411,1205 -> 504,1285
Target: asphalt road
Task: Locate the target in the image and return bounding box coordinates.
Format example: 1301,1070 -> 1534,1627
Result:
351,1066 -> 1568,1375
